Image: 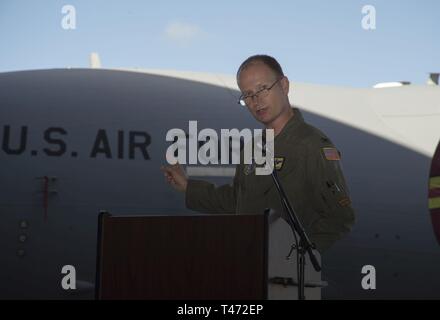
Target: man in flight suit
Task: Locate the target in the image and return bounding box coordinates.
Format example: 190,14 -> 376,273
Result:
161,55 -> 355,253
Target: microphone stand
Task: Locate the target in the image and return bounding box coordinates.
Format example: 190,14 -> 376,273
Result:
270,165 -> 322,300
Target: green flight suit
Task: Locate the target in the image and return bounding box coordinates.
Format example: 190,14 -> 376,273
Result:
185,108 -> 355,253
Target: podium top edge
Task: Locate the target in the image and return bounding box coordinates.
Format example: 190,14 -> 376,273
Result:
100,213 -> 269,219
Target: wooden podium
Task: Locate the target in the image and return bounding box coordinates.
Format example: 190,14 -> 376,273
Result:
95,211 -> 323,300
95,212 -> 268,300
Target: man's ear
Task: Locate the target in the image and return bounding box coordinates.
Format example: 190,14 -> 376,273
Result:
281,76 -> 290,95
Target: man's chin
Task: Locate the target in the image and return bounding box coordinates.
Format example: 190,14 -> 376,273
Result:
254,115 -> 272,125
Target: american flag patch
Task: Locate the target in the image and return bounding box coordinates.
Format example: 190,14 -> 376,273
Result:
323,147 -> 341,161
274,157 -> 285,171
338,197 -> 351,207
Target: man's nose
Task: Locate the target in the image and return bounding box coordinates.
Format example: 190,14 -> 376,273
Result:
248,95 -> 261,107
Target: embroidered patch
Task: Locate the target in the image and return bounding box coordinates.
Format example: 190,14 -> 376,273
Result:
323,147 -> 341,161
244,163 -> 256,175
274,157 -> 285,171
338,197 -> 351,207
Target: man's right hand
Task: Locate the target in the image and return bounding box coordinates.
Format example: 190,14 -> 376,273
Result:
160,163 -> 188,193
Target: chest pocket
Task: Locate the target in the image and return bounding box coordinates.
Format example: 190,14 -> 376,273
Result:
243,150 -> 305,196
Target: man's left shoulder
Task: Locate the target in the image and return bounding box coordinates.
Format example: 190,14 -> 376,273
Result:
299,123 -> 335,148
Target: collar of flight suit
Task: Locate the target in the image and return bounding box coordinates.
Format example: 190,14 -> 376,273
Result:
274,107 -> 305,143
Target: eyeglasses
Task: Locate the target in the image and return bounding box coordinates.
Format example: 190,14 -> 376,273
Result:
238,77 -> 283,107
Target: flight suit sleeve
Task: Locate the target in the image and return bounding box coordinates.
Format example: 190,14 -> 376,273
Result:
306,141 -> 355,253
185,165 -> 240,214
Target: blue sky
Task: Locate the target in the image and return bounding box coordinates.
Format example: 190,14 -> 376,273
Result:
0,0 -> 438,87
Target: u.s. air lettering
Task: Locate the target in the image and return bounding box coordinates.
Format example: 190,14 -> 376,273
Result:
1,125 -> 151,160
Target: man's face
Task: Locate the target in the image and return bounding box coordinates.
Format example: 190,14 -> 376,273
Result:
238,62 -> 289,125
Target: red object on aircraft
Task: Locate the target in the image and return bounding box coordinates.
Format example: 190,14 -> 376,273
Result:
429,141 -> 440,245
